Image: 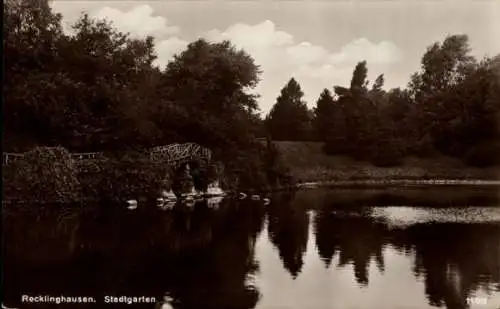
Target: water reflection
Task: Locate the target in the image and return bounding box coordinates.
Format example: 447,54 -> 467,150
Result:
267,193 -> 310,279
3,188 -> 500,309
3,199 -> 266,309
313,207 -> 387,286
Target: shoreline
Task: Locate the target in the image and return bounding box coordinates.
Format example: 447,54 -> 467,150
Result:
294,179 -> 500,189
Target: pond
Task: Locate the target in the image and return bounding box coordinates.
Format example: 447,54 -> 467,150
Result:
3,187 -> 500,309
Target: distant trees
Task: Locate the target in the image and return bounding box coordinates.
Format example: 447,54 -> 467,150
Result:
406,35 -> 500,166
4,0 -> 498,184
264,34 -> 499,167
312,89 -> 335,141
265,78 -> 313,141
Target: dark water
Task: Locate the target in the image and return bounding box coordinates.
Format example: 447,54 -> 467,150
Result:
3,187 -> 500,309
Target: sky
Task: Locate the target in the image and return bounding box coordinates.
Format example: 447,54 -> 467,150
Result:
51,0 -> 500,115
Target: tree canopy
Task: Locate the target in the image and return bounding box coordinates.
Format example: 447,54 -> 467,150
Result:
266,78 -> 312,141
4,0 -> 499,175
264,35 -> 499,167
4,0 -> 294,191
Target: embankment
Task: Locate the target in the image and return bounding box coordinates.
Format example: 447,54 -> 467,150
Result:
274,141 -> 500,187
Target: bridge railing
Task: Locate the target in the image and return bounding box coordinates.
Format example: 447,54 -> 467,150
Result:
3,143 -> 212,167
3,153 -> 24,165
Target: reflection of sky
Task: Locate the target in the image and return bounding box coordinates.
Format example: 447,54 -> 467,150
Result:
253,210 -> 500,309
369,207 -> 500,228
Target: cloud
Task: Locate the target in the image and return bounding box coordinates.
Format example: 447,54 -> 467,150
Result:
205,20 -> 403,113
206,20 -> 294,51
92,5 -> 180,39
55,3 -> 402,114
88,5 -> 187,69
286,42 -> 330,65
328,38 -> 402,66
154,37 -> 189,68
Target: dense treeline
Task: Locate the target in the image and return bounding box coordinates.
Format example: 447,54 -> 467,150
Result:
4,0 -> 498,201
3,0 -> 293,194
266,36 -> 500,167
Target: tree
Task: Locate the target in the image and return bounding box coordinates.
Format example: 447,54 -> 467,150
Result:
313,89 -> 336,141
158,39 -> 261,149
158,39 -> 291,190
4,2 -> 163,151
326,61 -> 377,158
406,35 -> 476,152
448,56 -> 500,165
350,60 -> 369,92
266,78 -> 312,141
372,74 -> 384,92
4,0 -> 66,150
406,35 -> 499,164
410,35 -> 476,102
59,14 -> 162,151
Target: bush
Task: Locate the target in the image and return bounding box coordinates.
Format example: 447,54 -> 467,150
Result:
2,142 -> 294,204
2,147 -> 80,203
79,153 -> 171,201
369,141 -> 405,167
463,140 -> 500,167
219,141 -> 295,193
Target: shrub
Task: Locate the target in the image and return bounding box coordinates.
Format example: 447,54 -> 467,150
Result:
2,147 -> 80,204
463,140 -> 500,167
79,153 -> 171,202
219,140 -> 295,193
369,141 -> 405,167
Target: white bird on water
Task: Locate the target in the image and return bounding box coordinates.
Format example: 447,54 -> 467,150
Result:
250,195 -> 260,201
263,197 -> 270,205
239,192 -> 247,200
161,189 -> 177,201
126,199 -> 138,210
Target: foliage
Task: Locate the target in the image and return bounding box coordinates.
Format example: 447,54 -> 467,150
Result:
4,0 -> 293,197
308,35 -> 499,168
266,78 -> 313,141
407,36 -> 499,163
2,147 -> 172,204
2,147 -> 81,203
219,140 -> 294,193
322,61 -> 383,162
463,140 -> 500,167
78,154 -> 171,202
158,39 -> 261,149
4,1 -> 162,151
313,89 -> 336,141
4,0 -> 498,203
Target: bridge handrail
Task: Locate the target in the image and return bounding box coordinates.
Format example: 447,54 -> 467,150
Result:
2,143 -> 212,166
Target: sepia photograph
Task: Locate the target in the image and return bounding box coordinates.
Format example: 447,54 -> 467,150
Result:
2,0 -> 500,308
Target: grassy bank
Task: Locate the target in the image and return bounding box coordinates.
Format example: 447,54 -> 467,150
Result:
274,141 -> 500,183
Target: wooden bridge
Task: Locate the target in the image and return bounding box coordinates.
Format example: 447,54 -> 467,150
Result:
2,143 -> 212,167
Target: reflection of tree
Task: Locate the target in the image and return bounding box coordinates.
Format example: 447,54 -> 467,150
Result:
391,223 -> 500,309
4,201 -> 266,309
313,207 -> 387,286
310,197 -> 500,307
161,201 -> 266,309
267,193 -> 309,279
3,207 -> 85,307
313,209 -> 337,268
